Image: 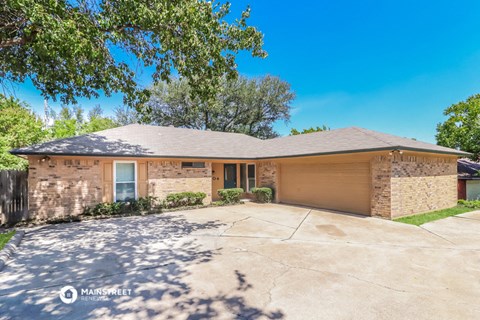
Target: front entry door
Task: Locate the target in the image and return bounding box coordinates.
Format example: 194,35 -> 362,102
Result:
224,164 -> 237,189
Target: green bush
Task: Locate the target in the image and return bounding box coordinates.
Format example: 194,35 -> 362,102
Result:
83,196 -> 159,216
130,196 -> 158,211
165,192 -> 206,208
84,202 -> 125,216
217,188 -> 244,204
458,199 -> 480,209
251,187 -> 273,203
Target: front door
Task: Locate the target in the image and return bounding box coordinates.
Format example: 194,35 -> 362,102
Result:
224,164 -> 237,189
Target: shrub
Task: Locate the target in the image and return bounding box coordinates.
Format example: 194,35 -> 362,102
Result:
217,188 -> 244,204
165,192 -> 207,208
83,196 -> 160,216
84,202 -> 125,216
130,196 -> 159,211
251,187 -> 273,203
458,199 -> 480,209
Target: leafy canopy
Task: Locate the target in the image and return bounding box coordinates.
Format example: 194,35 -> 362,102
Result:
143,75 -> 295,139
0,0 -> 266,109
290,125 -> 329,135
50,105 -> 118,138
0,95 -> 46,170
436,94 -> 480,160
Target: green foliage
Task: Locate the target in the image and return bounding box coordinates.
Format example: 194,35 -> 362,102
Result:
114,106 -> 142,125
165,192 -> 207,208
458,199 -> 480,209
1,1 -> 266,109
0,95 -> 46,170
144,75 -> 294,138
394,205 -> 473,226
0,230 -> 16,250
82,106 -> 118,134
83,197 -> 159,216
217,188 -> 244,204
49,105 -> 118,139
436,94 -> 480,159
130,196 -> 158,211
251,187 -> 273,203
290,125 -> 329,135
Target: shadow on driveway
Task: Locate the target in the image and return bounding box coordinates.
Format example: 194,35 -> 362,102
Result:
0,214 -> 284,319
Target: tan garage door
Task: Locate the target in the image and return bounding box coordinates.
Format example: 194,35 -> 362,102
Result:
279,161 -> 371,215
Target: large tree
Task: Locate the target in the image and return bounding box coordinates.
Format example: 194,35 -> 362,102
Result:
0,95 -> 46,170
144,75 -> 295,139
436,94 -> 480,160
50,105 -> 117,138
290,125 -> 329,135
114,105 -> 142,125
0,1 -> 266,108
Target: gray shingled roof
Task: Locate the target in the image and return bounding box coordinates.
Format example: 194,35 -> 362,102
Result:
458,158 -> 480,179
10,124 -> 469,159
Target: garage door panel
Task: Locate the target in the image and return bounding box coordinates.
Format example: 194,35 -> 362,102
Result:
280,162 -> 371,215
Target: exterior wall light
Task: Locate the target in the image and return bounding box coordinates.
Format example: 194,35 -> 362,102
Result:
389,149 -> 403,155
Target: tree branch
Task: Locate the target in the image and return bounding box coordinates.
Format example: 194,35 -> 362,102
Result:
0,37 -> 26,48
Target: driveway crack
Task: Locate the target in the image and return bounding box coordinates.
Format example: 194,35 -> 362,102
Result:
220,217 -> 251,236
419,225 -> 456,245
284,209 -> 311,241
452,215 -> 480,222
242,248 -> 410,295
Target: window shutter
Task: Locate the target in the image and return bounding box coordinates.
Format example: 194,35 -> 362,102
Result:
138,161 -> 148,197
103,162 -> 113,202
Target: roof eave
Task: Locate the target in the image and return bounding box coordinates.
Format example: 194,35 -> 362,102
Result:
10,145 -> 469,160
9,150 -> 259,161
256,146 -> 469,160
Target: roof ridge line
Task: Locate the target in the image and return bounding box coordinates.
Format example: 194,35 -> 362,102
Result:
352,127 -> 395,147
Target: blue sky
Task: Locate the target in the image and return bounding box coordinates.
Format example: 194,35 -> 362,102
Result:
9,0 -> 480,143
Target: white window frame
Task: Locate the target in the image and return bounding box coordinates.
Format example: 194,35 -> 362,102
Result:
246,163 -> 256,192
113,160 -> 137,202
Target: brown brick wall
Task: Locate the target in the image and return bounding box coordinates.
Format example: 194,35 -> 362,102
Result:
257,161 -> 279,201
371,153 -> 457,219
390,154 -> 457,218
257,161 -> 278,188
370,155 -> 392,218
28,157 -> 102,220
147,160 -> 212,203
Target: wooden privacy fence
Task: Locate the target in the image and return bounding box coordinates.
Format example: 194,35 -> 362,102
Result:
0,170 -> 28,225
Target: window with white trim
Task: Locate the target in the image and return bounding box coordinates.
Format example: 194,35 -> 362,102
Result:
114,161 -> 137,202
240,163 -> 256,192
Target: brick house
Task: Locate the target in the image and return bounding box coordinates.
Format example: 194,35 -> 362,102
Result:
10,124 -> 468,220
457,158 -> 480,200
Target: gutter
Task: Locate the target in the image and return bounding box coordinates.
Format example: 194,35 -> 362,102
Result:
9,145 -> 470,161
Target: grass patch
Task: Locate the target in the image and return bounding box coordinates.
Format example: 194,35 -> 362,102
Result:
0,230 -> 16,250
394,206 -> 474,226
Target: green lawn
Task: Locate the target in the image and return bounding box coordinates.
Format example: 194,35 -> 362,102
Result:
394,206 -> 474,226
0,230 -> 16,250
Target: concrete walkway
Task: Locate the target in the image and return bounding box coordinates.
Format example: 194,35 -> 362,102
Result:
0,203 -> 479,319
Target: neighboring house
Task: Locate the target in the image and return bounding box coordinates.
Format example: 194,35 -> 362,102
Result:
457,158 -> 480,200
10,125 -> 468,220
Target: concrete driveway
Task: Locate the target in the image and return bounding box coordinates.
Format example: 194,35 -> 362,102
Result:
0,203 -> 479,319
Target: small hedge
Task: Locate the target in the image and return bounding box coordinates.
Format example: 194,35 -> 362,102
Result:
217,188 -> 244,204
458,199 -> 480,209
251,187 -> 273,203
83,196 -> 158,216
165,192 -> 206,208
